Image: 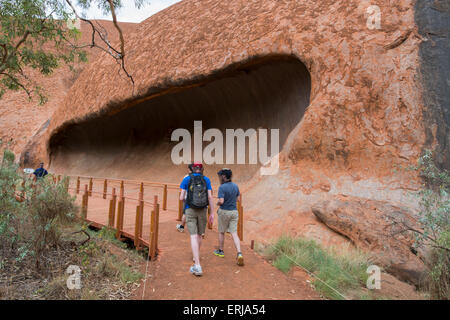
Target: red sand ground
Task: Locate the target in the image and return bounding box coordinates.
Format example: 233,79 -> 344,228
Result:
71,178 -> 320,300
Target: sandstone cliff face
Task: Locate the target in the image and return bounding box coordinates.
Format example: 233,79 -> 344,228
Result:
44,0 -> 428,182
6,0 -> 449,283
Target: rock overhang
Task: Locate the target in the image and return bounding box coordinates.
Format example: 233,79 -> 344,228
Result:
45,0 -> 428,183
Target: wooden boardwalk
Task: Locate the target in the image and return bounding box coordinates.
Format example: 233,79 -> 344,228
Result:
65,174 -> 243,257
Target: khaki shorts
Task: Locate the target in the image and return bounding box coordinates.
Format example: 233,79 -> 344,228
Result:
217,208 -> 239,233
185,207 -> 207,235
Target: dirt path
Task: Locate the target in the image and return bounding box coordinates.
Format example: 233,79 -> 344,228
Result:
70,178 -> 320,300
132,217 -> 320,300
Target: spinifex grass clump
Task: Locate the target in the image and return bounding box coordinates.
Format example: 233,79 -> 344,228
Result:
266,236 -> 370,300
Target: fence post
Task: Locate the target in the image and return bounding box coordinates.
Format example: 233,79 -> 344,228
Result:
238,201 -> 243,241
139,188 -> 144,246
115,195 -> 124,239
81,184 -> 88,219
110,187 -> 116,227
149,209 -> 156,260
177,190 -> 183,221
120,180 -> 124,198
108,199 -> 114,227
103,179 -> 107,199
88,178 -> 93,196
163,184 -> 167,211
153,195 -> 160,253
134,204 -> 142,250
76,176 -> 80,194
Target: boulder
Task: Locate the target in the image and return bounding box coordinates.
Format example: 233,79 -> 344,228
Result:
312,194 -> 427,286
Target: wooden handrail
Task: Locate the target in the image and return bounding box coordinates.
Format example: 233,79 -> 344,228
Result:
59,173 -> 179,188
64,172 -> 243,254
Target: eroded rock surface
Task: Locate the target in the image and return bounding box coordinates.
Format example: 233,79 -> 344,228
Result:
312,194 -> 427,285
2,0 -> 448,290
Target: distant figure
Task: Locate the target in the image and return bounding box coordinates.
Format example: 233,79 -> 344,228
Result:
176,163 -> 194,233
179,162 -> 214,276
33,162 -> 48,179
214,168 -> 244,266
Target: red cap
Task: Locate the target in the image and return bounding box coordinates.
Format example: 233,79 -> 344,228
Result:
192,162 -> 203,169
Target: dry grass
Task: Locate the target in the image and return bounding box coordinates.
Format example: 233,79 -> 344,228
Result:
0,225 -> 144,300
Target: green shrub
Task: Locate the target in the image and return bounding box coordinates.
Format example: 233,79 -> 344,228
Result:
0,146 -> 76,269
413,150 -> 449,299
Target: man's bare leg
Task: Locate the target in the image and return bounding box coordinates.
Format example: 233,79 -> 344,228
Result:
191,234 -> 201,266
218,232 -> 225,251
231,232 -> 244,266
230,232 -> 241,253
198,234 -> 202,251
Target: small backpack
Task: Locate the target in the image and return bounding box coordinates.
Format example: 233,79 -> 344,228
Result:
187,174 -> 209,209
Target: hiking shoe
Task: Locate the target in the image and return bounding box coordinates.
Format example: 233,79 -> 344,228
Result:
214,249 -> 224,257
189,264 -> 203,276
176,224 -> 184,233
237,252 -> 244,266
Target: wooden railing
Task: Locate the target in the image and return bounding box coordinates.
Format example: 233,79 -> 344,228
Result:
57,174 -> 163,260
54,173 -> 245,257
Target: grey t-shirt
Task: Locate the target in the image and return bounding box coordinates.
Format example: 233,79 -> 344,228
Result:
218,182 -> 240,210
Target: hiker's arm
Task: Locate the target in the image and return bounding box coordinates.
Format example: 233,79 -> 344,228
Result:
217,198 -> 224,206
179,189 -> 186,202
237,193 -> 242,204
208,190 -> 214,212
208,190 -> 215,225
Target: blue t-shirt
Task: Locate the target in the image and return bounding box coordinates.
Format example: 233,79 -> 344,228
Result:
218,182 -> 240,210
180,173 -> 212,209
33,167 -> 48,178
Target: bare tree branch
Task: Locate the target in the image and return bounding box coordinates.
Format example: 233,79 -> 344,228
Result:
65,0 -> 134,86
388,217 -> 450,252
0,71 -> 32,99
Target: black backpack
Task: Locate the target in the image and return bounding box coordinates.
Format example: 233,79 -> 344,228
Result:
186,174 -> 209,209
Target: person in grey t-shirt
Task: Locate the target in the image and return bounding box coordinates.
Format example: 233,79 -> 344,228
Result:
213,168 -> 244,266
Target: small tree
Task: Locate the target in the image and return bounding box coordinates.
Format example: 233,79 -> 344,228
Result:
0,143 -> 77,270
414,150 -> 449,299
0,0 -> 148,103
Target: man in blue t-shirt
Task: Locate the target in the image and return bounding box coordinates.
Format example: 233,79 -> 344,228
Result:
33,162 -> 48,179
179,162 -> 214,276
213,168 -> 244,266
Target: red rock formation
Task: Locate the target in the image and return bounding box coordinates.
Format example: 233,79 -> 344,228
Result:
4,0 -> 447,283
